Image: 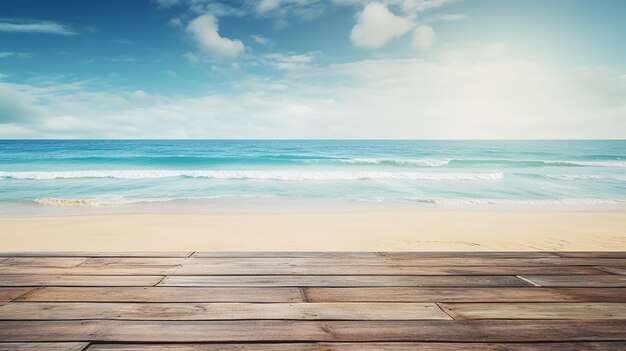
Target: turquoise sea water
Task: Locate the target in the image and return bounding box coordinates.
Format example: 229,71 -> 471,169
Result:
1,140 -> 625,212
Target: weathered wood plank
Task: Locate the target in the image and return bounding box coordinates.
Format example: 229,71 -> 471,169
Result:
0,275 -> 163,287
440,303 -> 626,320
599,267 -> 626,275
84,256 -> 626,267
520,275 -> 626,287
0,302 -> 451,321
0,288 -> 33,302
0,258 -> 90,267
0,264 -> 605,276
87,344 -> 319,351
304,287 -> 626,302
84,342 -> 626,351
160,275 -> 530,287
0,266 -> 180,275
80,258 -> 189,266
16,287 -> 302,302
0,252 -> 192,258
193,252 -> 382,258
382,252 -> 561,258
174,264 -> 604,275
0,343 -> 88,351
1,320 -> 625,342
555,252 -> 626,258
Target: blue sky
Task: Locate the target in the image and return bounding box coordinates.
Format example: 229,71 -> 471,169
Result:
1,0 -> 625,138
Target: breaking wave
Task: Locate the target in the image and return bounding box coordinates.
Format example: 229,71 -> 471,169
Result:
1,170 -> 504,181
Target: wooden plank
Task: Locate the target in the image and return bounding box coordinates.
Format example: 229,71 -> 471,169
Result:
0,252 -> 192,258
80,258 -> 188,266
0,275 -> 163,287
174,264 -> 604,275
87,344 -> 319,351
0,302 -> 451,321
160,275 -> 530,287
440,303 -> 626,320
16,287 -> 302,302
520,275 -> 626,287
382,252 -> 560,258
0,257 -> 90,267
304,287 -> 626,302
0,320 -> 625,342
83,342 -> 626,351
97,256 -> 626,267
0,288 -> 33,301
599,267 -> 626,275
193,252 -> 382,258
0,266 -> 181,275
555,252 -> 626,258
0,264 -> 605,276
0,343 -> 88,351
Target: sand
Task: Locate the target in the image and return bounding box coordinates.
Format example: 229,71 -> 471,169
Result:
0,210 -> 625,251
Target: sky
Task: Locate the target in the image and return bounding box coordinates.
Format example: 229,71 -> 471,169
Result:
0,0 -> 625,139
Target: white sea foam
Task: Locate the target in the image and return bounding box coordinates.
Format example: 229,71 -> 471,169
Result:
34,197 -> 144,206
340,158 -> 450,167
1,170 -> 503,181
542,174 -> 626,181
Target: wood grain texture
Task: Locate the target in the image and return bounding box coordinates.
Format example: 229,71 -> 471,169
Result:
382,252 -> 561,258
0,302 -> 451,321
2,251 -> 626,348
0,258 -> 90,267
0,288 -> 33,301
85,342 -> 626,351
304,287 -> 626,302
80,256 -> 624,266
0,275 -> 164,287
0,343 -> 88,351
598,267 -> 626,275
1,320 -> 625,342
555,252 -> 626,258
520,275 -> 626,287
440,303 -> 626,320
193,252 -> 382,258
16,287 -> 302,302
0,252 -> 193,258
160,275 -> 530,287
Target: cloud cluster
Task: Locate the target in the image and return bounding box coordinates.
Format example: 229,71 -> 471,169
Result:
350,2 -> 413,48
186,14 -> 245,58
2,44 -> 624,138
349,1 -> 444,49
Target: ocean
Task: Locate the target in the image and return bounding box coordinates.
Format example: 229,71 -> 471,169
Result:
1,140 -> 625,214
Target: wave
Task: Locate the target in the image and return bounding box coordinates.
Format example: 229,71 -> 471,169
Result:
1,170 -> 504,181
338,158 -> 450,167
542,174 -> 626,181
335,158 -> 626,168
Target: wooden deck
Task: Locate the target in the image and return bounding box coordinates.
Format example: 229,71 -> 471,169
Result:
0,251 -> 625,350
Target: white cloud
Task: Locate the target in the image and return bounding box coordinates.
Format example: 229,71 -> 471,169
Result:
399,0 -> 454,13
350,2 -> 413,48
0,52 -> 30,58
0,21 -> 76,35
2,44 -> 625,139
186,14 -> 245,59
265,53 -> 314,70
435,13 -> 466,21
252,34 -> 270,45
412,24 -> 436,49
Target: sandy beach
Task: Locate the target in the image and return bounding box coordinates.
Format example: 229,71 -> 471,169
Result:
1,210 -> 624,251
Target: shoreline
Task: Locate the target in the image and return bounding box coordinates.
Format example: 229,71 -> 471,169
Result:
1,210 -> 624,251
